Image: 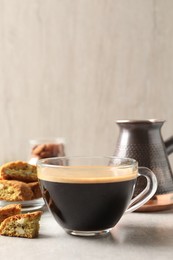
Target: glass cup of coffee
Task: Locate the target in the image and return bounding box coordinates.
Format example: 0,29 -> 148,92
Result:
37,156 -> 157,237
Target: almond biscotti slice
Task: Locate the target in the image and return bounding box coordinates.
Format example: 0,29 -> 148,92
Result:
0,180 -> 33,201
0,161 -> 38,183
0,211 -> 42,238
28,182 -> 42,199
0,204 -> 21,223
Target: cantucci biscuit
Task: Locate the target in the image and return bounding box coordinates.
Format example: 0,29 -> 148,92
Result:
28,182 -> 42,199
0,204 -> 21,223
0,161 -> 38,183
0,180 -> 33,201
0,211 -> 42,238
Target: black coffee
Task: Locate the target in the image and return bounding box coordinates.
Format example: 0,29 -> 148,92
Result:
38,166 -> 136,231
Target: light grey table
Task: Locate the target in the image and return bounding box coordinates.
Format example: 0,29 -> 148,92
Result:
0,208 -> 172,260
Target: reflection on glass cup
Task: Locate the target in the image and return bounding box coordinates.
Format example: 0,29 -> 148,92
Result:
28,138 -> 65,165
37,156 -> 157,237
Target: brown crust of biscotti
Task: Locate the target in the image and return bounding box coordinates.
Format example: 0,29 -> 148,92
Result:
0,161 -> 38,183
0,211 -> 42,238
0,180 -> 34,201
3,210 -> 42,221
28,182 -> 42,199
0,204 -> 21,223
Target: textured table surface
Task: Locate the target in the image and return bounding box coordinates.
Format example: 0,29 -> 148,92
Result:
0,208 -> 173,260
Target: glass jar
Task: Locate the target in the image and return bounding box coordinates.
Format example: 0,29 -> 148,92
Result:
28,138 -> 65,165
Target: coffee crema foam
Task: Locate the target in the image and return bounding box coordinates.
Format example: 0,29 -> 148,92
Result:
38,165 -> 138,183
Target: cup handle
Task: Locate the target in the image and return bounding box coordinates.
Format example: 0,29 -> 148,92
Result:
125,167 -> 158,213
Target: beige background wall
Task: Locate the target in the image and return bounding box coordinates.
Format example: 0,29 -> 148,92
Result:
0,0 -> 173,164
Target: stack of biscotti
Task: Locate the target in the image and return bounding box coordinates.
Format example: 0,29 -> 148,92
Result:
0,204 -> 42,238
0,161 -> 42,201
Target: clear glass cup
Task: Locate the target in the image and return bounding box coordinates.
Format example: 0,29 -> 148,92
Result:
28,138 -> 65,165
37,156 -> 157,237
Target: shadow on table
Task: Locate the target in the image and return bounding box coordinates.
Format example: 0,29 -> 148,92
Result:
110,223 -> 173,247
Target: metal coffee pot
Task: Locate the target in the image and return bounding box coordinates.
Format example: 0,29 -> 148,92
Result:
113,119 -> 173,211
